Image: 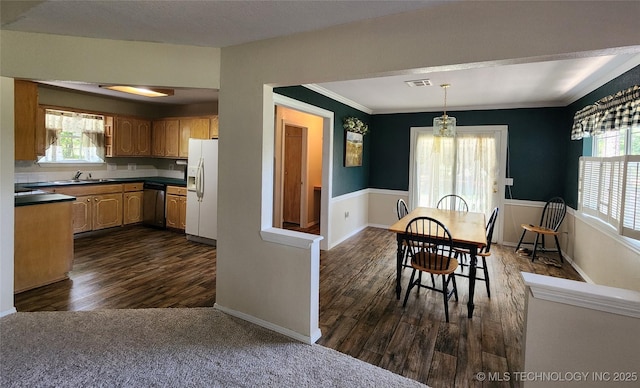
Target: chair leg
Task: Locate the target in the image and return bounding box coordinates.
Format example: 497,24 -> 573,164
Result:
531,233 -> 540,262
450,273 -> 458,301
554,235 -> 564,263
402,269 -> 417,307
402,246 -> 409,268
482,257 -> 490,298
515,229 -> 527,252
441,275 -> 450,323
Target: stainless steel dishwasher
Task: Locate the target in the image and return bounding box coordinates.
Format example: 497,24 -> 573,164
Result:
143,182 -> 166,229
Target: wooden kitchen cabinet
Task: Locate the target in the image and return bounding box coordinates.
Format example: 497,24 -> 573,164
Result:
166,185 -> 187,231
49,184 -> 124,233
69,193 -> 123,232
179,122 -> 191,158
112,116 -> 151,156
123,182 -> 143,225
151,120 -> 166,156
152,119 -> 180,157
71,195 -> 93,233
15,201 -> 74,293
209,116 -> 219,139
14,80 -> 46,161
184,118 -> 211,139
93,193 -> 123,230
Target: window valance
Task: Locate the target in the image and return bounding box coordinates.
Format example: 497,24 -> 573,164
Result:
45,109 -> 105,133
571,85 -> 639,140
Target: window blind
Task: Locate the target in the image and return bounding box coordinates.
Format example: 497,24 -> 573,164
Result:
579,156 -> 640,240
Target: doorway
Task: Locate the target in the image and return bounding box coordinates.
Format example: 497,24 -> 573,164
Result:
273,103 -> 326,239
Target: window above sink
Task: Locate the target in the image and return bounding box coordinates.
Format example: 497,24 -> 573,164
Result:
37,108 -> 107,165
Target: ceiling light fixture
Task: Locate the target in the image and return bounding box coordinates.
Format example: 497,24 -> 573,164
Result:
433,83 -> 456,137
99,85 -> 174,98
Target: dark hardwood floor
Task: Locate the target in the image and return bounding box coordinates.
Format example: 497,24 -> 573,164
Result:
14,225 -> 582,387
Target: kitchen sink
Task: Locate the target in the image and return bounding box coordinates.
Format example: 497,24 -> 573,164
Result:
52,180 -> 91,184
82,178 -> 115,182
50,178 -> 114,184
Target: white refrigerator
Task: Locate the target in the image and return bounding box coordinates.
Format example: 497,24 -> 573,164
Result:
186,138 -> 218,245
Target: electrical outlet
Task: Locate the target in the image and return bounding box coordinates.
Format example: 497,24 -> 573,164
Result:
128,163 -> 136,171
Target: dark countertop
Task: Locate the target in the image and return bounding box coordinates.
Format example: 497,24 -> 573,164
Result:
18,176 -> 187,190
15,176 -> 187,207
15,193 -> 76,207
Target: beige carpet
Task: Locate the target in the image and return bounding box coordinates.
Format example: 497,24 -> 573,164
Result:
1,308 -> 427,387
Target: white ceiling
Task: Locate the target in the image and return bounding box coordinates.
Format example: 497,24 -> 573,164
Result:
2,0 -> 639,112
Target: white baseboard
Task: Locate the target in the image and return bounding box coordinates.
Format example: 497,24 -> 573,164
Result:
501,242 -> 594,284
329,224 -> 368,249
214,303 -> 321,345
0,307 -> 17,318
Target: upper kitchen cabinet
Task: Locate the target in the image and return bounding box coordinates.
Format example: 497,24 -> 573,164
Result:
210,116 -> 219,139
178,116 -> 218,158
182,117 -> 210,139
152,119 -> 180,158
109,116 -> 151,157
14,80 -> 46,160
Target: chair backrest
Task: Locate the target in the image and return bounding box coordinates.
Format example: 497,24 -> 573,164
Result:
540,197 -> 567,232
397,199 -> 409,220
482,207 -> 499,254
405,217 -> 454,272
437,194 -> 469,212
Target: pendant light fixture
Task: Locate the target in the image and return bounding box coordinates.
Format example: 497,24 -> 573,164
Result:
433,83 -> 456,137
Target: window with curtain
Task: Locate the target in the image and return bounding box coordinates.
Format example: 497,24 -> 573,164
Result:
410,128 -> 498,215
573,85 -> 640,241
38,109 -> 105,164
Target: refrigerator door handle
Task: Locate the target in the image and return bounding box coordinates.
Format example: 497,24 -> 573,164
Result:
196,158 -> 204,201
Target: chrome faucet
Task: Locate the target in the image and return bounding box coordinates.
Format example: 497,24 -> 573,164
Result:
72,170 -> 83,180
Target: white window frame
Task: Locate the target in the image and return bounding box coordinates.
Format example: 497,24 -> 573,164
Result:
38,108 -> 106,165
578,155 -> 640,241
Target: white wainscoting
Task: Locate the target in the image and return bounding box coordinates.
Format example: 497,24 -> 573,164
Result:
327,189 -> 370,249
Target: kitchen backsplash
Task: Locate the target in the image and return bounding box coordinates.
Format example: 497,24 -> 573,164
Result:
14,161 -> 185,183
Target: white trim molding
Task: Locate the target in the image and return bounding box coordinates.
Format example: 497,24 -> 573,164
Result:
214,303 -> 322,344
302,84 -> 373,114
260,227 -> 324,249
522,272 -> 640,319
0,308 -> 17,318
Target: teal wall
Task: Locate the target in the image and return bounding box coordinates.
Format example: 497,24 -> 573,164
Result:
370,108 -> 570,203
274,86 -> 371,197
275,66 -> 638,207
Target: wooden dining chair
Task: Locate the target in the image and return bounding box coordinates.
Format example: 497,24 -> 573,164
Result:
515,197 -> 566,263
453,207 -> 499,298
437,194 -> 469,212
402,217 -> 458,322
396,198 -> 409,220
396,198 -> 412,269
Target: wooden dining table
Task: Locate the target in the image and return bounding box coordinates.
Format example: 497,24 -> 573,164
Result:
389,207 -> 487,318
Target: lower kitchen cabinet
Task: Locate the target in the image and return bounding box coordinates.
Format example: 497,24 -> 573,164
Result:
123,183 -> 144,225
166,186 -> 187,231
49,184 -> 124,233
14,200 -> 74,293
72,193 -> 123,232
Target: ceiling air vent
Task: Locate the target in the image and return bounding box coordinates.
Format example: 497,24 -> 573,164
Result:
405,79 -> 432,87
